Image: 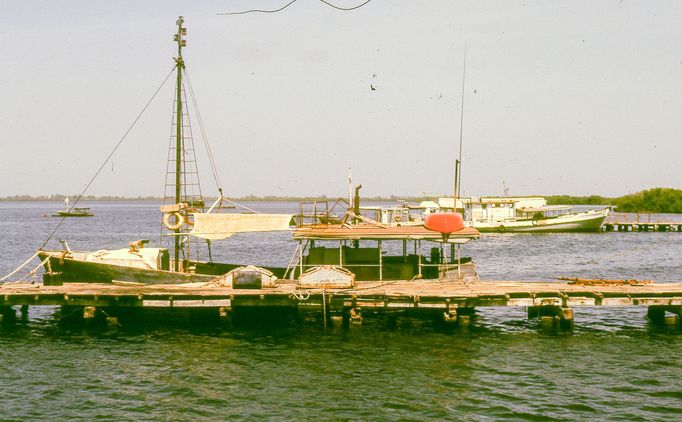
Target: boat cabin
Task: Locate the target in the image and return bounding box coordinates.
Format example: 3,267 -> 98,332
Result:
422,197 -> 548,223
290,223 -> 479,282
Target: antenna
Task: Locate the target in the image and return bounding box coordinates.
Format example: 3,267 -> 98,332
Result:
502,180 -> 510,197
454,42 -> 467,209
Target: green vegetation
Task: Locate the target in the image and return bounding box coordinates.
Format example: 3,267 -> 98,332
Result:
546,188 -> 682,213
545,195 -> 610,206
611,188 -> 682,213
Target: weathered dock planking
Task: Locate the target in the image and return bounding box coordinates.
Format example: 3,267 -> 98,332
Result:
602,213 -> 682,232
2,280 -> 682,329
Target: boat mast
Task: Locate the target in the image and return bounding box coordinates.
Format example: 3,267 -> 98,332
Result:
173,16 -> 186,272
454,42 -> 467,212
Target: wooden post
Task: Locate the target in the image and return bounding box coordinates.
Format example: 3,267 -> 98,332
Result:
350,307 -> 362,325
648,305 -> 681,328
559,307 -> 574,330
83,306 -> 96,319
0,306 -> 16,324
528,306 -> 540,319
536,306 -> 573,330
378,240 -> 383,281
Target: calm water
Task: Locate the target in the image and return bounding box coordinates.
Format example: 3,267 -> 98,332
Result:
1,201 -> 681,420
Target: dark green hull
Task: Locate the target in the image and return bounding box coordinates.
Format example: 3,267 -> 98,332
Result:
39,252 -> 289,286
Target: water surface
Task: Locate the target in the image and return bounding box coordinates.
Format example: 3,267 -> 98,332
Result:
1,201 -> 681,419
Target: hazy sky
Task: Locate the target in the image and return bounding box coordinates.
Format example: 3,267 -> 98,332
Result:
2,1 -> 681,198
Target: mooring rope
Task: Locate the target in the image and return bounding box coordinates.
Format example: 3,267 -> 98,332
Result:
39,67 -> 175,252
0,251 -> 40,283
1,68 -> 175,284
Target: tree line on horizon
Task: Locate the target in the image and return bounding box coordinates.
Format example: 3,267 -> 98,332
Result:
545,188 -> 682,213
3,188 -> 682,213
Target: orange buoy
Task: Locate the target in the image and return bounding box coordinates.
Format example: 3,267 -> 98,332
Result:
424,212 -> 465,234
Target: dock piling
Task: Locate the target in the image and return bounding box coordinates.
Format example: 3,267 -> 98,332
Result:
83,306 -> 96,319
530,305 -> 573,330
647,305 -> 681,328
0,306 -> 16,324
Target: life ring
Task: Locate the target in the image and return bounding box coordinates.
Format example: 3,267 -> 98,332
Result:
163,212 -> 185,230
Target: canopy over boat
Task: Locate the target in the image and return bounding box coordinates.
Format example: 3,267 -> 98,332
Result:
292,224 -> 479,243
189,213 -> 294,240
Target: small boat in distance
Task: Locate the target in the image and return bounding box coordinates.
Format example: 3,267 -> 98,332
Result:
52,197 -> 94,217
52,207 -> 94,218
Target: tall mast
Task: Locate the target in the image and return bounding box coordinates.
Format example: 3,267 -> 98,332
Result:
454,42 -> 467,211
173,16 -> 186,271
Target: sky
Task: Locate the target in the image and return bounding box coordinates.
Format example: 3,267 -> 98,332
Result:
2,0 -> 681,199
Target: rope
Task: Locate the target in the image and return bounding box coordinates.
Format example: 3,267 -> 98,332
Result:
1,68 -> 175,284
40,67 -> 176,251
0,251 -> 40,283
290,290 -> 311,301
183,70 -> 260,215
183,69 -> 222,195
25,255 -> 51,280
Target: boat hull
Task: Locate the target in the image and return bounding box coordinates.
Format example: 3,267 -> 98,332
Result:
473,209 -> 608,233
38,251 -> 289,285
39,252 -> 216,285
51,212 -> 94,217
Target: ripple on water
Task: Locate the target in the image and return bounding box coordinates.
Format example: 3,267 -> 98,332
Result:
2,202 -> 682,418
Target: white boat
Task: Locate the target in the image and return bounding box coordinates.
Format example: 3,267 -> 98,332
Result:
422,197 -> 609,233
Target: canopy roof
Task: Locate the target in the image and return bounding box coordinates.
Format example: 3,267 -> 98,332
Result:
521,205 -> 572,212
292,224 -> 479,243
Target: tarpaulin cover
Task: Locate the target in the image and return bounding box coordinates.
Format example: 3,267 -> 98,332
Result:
189,213 -> 294,240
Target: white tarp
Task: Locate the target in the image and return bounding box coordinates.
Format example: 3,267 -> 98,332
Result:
85,248 -> 162,270
189,213 -> 294,240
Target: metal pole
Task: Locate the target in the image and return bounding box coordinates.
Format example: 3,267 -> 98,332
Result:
378,240 -> 383,281
173,17 -> 186,272
417,240 -> 422,277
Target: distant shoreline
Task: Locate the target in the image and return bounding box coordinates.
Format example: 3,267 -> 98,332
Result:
2,188 -> 681,213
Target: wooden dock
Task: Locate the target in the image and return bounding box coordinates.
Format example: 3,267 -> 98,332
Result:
2,280 -> 682,330
602,212 -> 682,232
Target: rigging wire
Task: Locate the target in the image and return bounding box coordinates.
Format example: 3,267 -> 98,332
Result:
39,67 -> 176,251
183,69 -> 223,194
217,0 -> 373,15
183,71 -> 260,215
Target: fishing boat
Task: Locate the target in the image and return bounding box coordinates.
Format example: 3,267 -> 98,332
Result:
421,197 -> 609,233
51,197 -> 94,217
37,18 -> 479,286
288,197 -> 479,282
39,18 -> 293,285
52,207 -> 94,218
357,196 -> 608,232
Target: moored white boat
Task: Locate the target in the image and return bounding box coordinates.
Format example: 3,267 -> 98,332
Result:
423,197 -> 609,233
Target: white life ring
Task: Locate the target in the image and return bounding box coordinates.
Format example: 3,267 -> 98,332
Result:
163,212 -> 185,230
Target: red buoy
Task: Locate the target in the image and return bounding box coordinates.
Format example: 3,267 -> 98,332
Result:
424,212 -> 465,234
